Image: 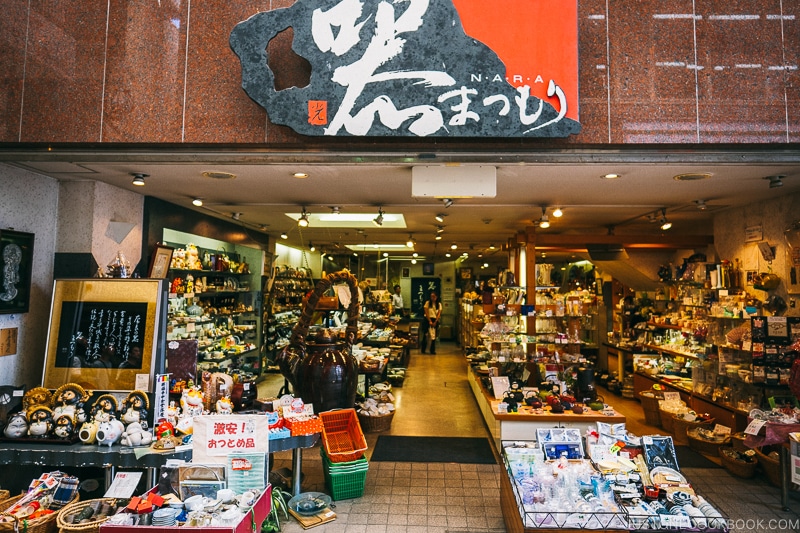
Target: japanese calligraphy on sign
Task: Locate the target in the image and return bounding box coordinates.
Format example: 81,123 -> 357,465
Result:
230,0 -> 580,138
194,415 -> 268,458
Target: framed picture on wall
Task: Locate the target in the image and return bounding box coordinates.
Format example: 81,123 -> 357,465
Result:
0,229 -> 34,314
42,278 -> 166,391
459,267 -> 472,279
147,243 -> 174,278
401,267 -> 410,278
423,262 -> 434,275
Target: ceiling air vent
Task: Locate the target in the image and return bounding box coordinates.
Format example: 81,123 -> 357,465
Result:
673,172 -> 712,182
202,171 -> 237,180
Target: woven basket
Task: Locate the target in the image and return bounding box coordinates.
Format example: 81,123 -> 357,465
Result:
56,498 -> 118,533
638,391 -> 663,428
0,493 -> 78,533
357,410 -> 394,432
659,408 -> 676,434
671,416 -> 714,446
730,432 -> 749,453
687,428 -> 729,456
720,447 -> 758,479
754,446 -> 782,487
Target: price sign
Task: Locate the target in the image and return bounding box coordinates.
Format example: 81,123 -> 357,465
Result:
153,373 -> 170,425
193,415 -> 268,461
713,424 -> 732,436
744,419 -> 766,436
663,392 -> 681,402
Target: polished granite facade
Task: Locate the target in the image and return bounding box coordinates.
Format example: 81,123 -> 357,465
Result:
1,1 -> 799,144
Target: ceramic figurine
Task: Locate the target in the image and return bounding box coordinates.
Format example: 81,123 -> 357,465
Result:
79,393 -> 119,444
120,421 -> 153,447
52,383 -> 90,425
180,387 -> 205,418
27,405 -> 54,437
120,390 -> 149,429
53,414 -> 75,439
3,412 -> 28,438
22,387 -> 52,413
215,396 -> 234,414
96,417 -> 125,446
165,401 -> 181,426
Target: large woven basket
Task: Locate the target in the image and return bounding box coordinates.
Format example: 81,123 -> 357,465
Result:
638,391 -> 663,428
671,416 -> 714,446
754,446 -> 782,487
56,498 -> 118,533
357,409 -> 395,432
659,408 -> 676,434
687,428 -> 728,456
720,447 -> 758,479
0,493 -> 78,533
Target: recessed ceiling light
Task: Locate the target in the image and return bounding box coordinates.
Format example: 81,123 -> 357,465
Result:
192,198 -> 203,206
673,172 -> 712,181
293,172 -> 309,179
601,173 -> 621,179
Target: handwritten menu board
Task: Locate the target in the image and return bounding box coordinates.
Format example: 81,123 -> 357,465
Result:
54,301 -> 148,369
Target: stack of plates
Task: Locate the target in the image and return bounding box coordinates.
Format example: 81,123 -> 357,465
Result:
152,508 -> 178,526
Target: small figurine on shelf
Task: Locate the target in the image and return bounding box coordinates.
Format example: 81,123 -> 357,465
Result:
3,412 -> 28,438
185,274 -> 194,294
120,421 -> 153,447
78,393 -> 118,444
53,415 -> 75,439
95,416 -> 125,446
180,386 -> 205,418
186,244 -> 202,270
120,390 -> 150,429
171,248 -> 186,269
215,396 -> 234,414
170,276 -> 184,294
165,401 -> 181,426
27,405 -> 54,437
52,383 -> 90,426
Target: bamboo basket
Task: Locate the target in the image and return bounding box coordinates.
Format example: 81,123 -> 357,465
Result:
56,498 -> 118,533
687,428 -> 729,456
754,446 -> 782,487
0,493 -> 78,533
720,447 -> 758,479
638,391 -> 663,428
671,416 -> 714,446
357,409 -> 395,432
659,408 -> 676,434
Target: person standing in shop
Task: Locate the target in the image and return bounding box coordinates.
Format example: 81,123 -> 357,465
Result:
391,285 -> 405,316
422,291 -> 442,354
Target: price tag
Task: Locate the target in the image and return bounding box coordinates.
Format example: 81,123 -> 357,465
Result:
663,392 -> 681,402
713,424 -> 732,436
104,471 -> 143,498
744,419 -> 766,436
610,440 -> 626,454
491,376 -> 510,400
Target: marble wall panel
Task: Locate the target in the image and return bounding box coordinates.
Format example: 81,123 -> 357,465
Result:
576,0 -> 611,143
184,0 -> 268,143
783,2 -> 800,142
102,0 -> 188,142
607,0 -> 699,143
0,1 -> 28,141
20,0 -> 107,141
695,0 -> 787,142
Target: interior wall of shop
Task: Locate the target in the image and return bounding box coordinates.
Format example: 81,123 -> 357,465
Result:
2,2 -> 799,144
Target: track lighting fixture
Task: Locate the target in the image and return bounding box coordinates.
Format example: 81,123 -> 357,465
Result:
192,198 -> 203,206
331,206 -> 340,215
766,175 -> 785,188
131,173 -> 148,186
435,234 -> 442,240
450,243 -> 458,250
489,244 -> 496,250
552,207 -> 563,218
232,212 -> 242,221
309,242 -> 315,252
695,200 -> 707,210
659,208 -> 672,231
373,207 -> 385,226
298,207 -> 310,227
442,198 -> 454,208
435,213 -> 446,222
280,231 -> 288,239
406,234 -> 415,248
538,207 -> 550,229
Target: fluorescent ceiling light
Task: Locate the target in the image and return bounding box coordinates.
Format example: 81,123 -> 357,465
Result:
286,212 -> 406,228
346,244 -> 412,251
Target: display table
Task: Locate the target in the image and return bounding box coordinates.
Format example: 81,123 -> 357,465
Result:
467,369 -> 626,452
269,432 -> 320,496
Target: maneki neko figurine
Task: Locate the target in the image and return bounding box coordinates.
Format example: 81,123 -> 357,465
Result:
120,390 -> 149,430
215,396 -> 234,414
27,405 -> 54,437
180,386 -> 205,418
79,394 -> 118,444
52,383 -> 90,427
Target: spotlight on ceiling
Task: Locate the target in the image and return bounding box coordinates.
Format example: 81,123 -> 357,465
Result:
406,234 -> 415,248
538,207 -> 550,229
298,207 -> 310,227
309,242 -> 316,252
442,198 -> 454,208
331,206 -> 340,215
695,199 -> 707,210
435,213 -> 446,222
373,207 -> 384,227
293,172 -> 309,179
192,198 -> 203,206
450,243 -> 458,250
280,232 -> 288,239
131,173 -> 148,186
552,207 -> 563,218
489,244 -> 496,250
659,208 -> 672,231
435,234 -> 442,240
232,212 -> 242,221
766,175 -> 785,188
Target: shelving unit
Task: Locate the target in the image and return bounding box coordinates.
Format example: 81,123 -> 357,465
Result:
261,267 -> 315,370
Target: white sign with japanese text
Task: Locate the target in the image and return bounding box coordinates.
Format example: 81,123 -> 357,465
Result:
192,415 -> 268,462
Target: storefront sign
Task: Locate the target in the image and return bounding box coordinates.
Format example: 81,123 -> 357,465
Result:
231,0 -> 580,138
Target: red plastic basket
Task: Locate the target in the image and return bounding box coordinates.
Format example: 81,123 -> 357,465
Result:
320,408 -> 367,463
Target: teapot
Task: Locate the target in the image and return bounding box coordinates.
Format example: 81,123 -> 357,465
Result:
502,390 -> 519,412
524,391 -> 543,409
277,271 -> 360,411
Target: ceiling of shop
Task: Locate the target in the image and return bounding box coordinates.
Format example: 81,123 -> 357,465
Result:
7,147 -> 800,271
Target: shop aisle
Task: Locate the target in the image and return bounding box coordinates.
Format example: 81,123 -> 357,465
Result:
258,340 -> 506,533
257,345 -> 800,532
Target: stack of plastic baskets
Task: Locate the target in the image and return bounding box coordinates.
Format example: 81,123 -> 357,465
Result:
319,409 -> 369,500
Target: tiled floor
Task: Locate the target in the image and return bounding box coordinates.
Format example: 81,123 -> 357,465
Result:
259,341 -> 800,532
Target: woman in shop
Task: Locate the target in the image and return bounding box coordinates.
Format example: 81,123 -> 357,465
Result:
422,291 -> 442,354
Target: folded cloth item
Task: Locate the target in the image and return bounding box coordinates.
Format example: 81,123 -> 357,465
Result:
51,475 -> 79,509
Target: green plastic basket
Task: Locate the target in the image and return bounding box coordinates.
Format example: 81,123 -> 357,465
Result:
321,448 -> 368,500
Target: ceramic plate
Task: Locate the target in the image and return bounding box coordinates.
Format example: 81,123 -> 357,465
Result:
288,492 -> 332,516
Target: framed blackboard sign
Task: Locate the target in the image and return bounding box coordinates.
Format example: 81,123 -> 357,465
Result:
411,277 -> 441,318
43,279 -> 167,391
0,229 -> 34,314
